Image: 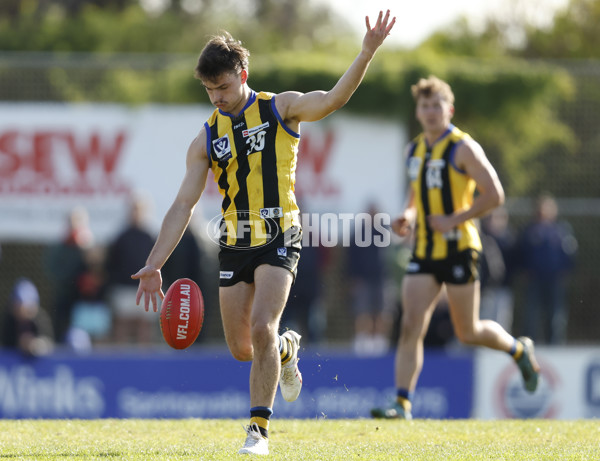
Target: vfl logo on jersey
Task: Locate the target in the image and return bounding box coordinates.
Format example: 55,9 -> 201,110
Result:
277,247 -> 288,257
260,207 -> 283,218
213,134 -> 232,161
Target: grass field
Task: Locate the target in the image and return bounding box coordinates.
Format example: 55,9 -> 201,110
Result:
0,419 -> 598,460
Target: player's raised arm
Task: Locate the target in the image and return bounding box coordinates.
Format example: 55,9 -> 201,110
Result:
277,10 -> 396,125
391,143 -> 418,236
131,129 -> 210,312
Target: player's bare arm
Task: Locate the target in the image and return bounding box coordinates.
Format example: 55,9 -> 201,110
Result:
392,200 -> 416,237
132,130 -> 210,312
427,139 -> 504,233
276,10 -> 396,127
392,144 -> 417,236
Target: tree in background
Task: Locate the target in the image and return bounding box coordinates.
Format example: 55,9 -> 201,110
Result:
0,0 -> 596,199
0,0 -> 354,53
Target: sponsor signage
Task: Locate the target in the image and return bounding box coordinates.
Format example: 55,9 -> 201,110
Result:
474,347 -> 600,419
0,104 -> 405,244
0,349 -> 471,419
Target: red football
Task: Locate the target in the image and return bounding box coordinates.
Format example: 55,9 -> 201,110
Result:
160,278 -> 204,350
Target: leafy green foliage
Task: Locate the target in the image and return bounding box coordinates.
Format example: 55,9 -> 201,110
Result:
241,37 -> 579,199
0,0 -> 355,54
0,0 -> 591,197
522,0 -> 600,59
405,0 -> 600,197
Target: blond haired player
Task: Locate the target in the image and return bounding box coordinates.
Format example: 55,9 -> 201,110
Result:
372,76 -> 540,420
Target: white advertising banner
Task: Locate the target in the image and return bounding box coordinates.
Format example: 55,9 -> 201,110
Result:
0,103 -> 405,244
474,347 -> 600,419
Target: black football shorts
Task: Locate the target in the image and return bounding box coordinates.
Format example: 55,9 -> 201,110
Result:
218,226 -> 302,287
405,248 -> 481,285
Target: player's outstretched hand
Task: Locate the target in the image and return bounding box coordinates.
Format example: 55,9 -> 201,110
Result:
131,265 -> 164,313
363,10 -> 396,55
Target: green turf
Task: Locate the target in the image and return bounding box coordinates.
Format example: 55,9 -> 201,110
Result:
0,419 -> 598,460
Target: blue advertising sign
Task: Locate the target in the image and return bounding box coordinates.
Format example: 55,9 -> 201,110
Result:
0,349 -> 473,419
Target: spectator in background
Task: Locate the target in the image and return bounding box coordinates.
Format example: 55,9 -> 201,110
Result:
105,195 -> 157,345
44,206 -> 94,343
2,278 -> 54,356
69,245 -> 112,347
347,203 -> 393,356
517,193 -> 578,345
161,226 -> 204,289
480,206 -> 518,333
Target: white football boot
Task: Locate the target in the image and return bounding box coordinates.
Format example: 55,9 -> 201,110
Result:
239,423 -> 269,455
279,330 -> 303,402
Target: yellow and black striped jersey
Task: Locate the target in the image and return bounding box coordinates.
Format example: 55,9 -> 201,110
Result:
204,90 -> 301,248
407,124 -> 482,260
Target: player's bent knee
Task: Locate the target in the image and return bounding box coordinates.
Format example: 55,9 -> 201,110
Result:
400,314 -> 427,337
250,320 -> 277,341
228,342 -> 253,362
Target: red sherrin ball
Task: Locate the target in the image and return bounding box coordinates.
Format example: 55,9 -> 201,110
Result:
160,278 -> 204,349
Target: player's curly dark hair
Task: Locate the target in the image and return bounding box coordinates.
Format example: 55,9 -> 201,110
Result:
194,31 -> 250,81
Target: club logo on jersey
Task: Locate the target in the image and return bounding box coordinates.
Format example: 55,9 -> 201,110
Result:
260,207 -> 283,218
277,247 -> 288,257
213,134 -> 232,161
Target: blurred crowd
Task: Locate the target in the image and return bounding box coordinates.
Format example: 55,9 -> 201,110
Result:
1,193 -> 213,356
284,193 -> 578,353
1,193 -> 578,357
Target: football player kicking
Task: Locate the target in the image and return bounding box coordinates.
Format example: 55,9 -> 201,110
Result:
132,10 -> 396,455
371,76 -> 540,420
